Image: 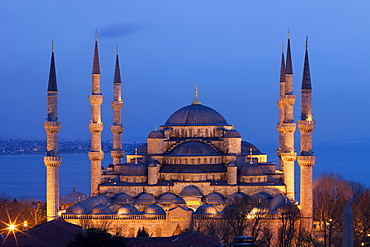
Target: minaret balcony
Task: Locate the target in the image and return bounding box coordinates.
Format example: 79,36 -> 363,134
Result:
44,121 -> 61,133
111,125 -> 124,134
277,123 -> 296,133
297,155 -> 315,167
282,95 -> 296,105
298,120 -> 315,133
44,156 -> 62,167
111,150 -> 124,159
88,151 -> 104,161
281,151 -> 297,162
89,122 -> 104,133
111,101 -> 124,109
89,95 -> 103,105
276,99 -> 284,109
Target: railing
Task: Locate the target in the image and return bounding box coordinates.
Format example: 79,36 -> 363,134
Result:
62,214 -> 166,220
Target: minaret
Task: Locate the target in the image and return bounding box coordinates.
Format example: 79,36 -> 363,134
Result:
88,32 -> 104,196
110,46 -> 124,165
298,37 -> 315,232
277,31 -> 297,200
44,41 -> 62,221
277,44 -> 285,170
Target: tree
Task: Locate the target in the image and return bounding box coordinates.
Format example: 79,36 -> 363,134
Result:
277,202 -> 300,247
313,172 -> 352,247
136,227 -> 150,237
352,188 -> 370,246
65,228 -> 127,247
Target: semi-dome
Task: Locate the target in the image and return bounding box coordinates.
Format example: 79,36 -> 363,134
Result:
224,129 -> 241,138
172,197 -> 186,206
66,204 -> 86,214
241,141 -> 262,155
117,204 -> 138,215
170,141 -> 218,156
157,193 -> 177,204
180,185 -> 203,197
136,193 -> 156,204
113,193 -> 134,204
181,166 -> 205,173
123,162 -> 147,176
144,204 -> 166,214
91,204 -> 113,214
195,204 -> 218,215
164,104 -> 229,126
240,164 -> 265,175
203,192 -> 224,204
148,130 -> 164,138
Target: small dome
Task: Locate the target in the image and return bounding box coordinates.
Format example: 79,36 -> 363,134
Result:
144,204 -> 166,214
91,204 -> 113,214
224,129 -> 241,138
180,185 -> 203,197
123,162 -> 147,176
148,130 -> 164,138
241,141 -> 262,155
240,164 -> 265,176
158,193 -> 177,204
117,204 -> 139,215
136,193 -> 156,204
228,162 -> 237,167
172,197 -> 186,205
269,194 -> 292,213
170,141 -> 218,156
66,204 -> 85,214
250,192 -> 272,203
226,192 -> 248,203
203,192 -> 224,204
113,193 -> 134,204
165,104 -> 229,126
195,204 -> 218,215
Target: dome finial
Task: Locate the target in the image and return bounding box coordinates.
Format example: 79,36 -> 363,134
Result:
134,148 -> 138,164
249,148 -> 253,164
154,125 -> 157,131
192,83 -> 201,105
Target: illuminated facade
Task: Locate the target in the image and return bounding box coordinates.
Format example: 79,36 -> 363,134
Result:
55,36 -> 315,236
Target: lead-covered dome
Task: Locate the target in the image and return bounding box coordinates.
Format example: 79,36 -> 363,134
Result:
195,204 -> 218,215
170,141 -> 218,156
165,104 -> 228,126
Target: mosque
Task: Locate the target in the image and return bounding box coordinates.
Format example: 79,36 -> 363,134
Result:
44,34 -> 315,237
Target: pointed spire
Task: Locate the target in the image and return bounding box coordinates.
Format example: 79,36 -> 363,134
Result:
92,31 -> 100,74
48,40 -> 57,91
114,46 -> 121,83
302,37 -> 312,89
280,43 -> 285,82
192,83 -> 201,105
285,30 -> 293,74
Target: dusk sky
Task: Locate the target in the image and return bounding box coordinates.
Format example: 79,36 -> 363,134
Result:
1,1 -> 369,144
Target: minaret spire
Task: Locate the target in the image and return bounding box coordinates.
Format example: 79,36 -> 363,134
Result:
89,34 -> 104,196
111,47 -> 124,165
301,37 -> 312,90
298,38 -> 316,232
44,41 -> 62,221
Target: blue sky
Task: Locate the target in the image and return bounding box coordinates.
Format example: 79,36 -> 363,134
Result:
1,1 -> 369,144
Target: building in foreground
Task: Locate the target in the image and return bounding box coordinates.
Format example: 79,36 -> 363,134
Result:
45,34 -> 315,238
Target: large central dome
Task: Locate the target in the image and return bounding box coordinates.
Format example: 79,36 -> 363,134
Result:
164,104 -> 229,126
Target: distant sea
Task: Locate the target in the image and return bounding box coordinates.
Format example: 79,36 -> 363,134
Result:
0,141 -> 369,201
